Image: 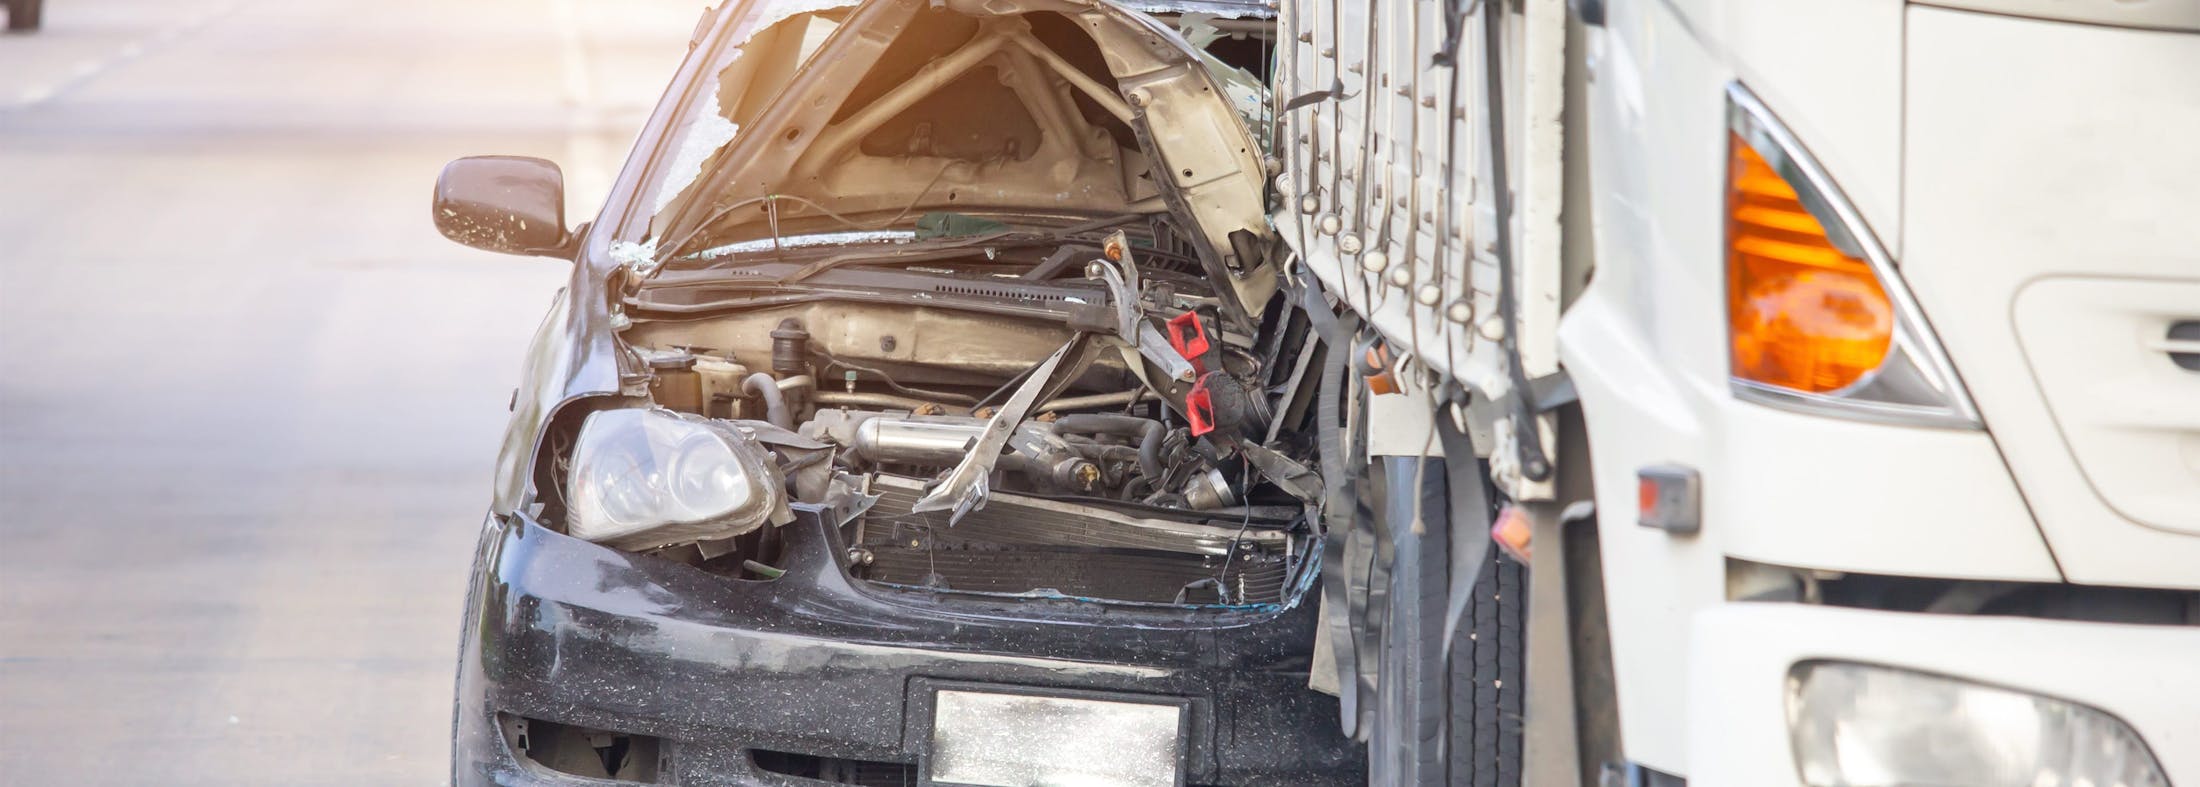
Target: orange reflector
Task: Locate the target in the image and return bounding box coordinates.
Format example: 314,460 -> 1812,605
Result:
1362,345 -> 1400,396
1492,505 -> 1533,563
1726,133 -> 1892,393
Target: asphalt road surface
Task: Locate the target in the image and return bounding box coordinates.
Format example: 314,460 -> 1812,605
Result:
0,1 -> 695,782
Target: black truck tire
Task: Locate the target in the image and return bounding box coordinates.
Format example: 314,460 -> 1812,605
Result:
1366,457 -> 1526,787
1449,547 -> 1526,787
1370,457 -> 1452,786
6,0 -> 42,32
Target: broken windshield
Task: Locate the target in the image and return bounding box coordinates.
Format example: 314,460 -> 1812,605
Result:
643,1 -> 854,239
638,0 -> 1210,266
627,0 -> 1278,319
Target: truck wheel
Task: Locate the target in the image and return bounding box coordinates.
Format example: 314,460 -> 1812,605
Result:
1366,457 -> 1525,787
1369,456 -> 1451,786
1448,548 -> 1526,787
5,0 -> 41,32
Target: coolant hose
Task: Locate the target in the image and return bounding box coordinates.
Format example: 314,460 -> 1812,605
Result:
1052,414 -> 1165,481
742,373 -> 792,430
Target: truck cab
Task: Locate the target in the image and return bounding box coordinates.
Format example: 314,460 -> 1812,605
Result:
1274,0 -> 2200,783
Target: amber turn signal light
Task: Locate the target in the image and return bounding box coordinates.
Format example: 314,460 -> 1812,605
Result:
1726,133 -> 1893,394
1721,83 -> 1978,427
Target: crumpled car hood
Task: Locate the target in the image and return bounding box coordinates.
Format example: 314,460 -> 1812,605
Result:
652,0 -> 1277,314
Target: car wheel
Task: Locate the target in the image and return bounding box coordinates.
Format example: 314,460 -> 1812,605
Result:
5,0 -> 41,32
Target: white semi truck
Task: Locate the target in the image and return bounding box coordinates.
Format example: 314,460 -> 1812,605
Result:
1271,0 -> 2200,783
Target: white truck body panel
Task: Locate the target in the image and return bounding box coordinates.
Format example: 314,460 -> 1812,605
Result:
1569,0 -> 2200,775
1901,6 -> 2200,588
1716,0 -> 1905,254
1564,3 -> 2065,767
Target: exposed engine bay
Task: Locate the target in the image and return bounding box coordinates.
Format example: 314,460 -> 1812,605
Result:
532,0 -> 1318,611
565,228 -> 1325,610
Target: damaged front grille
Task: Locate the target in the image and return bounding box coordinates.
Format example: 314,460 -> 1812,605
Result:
855,476 -> 1295,606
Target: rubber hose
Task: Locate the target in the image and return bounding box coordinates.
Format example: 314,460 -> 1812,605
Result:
1052,414 -> 1164,481
996,454 -> 1086,491
1066,443 -> 1142,465
742,372 -> 792,430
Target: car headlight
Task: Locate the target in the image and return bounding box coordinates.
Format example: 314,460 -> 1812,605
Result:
566,408 -> 782,550
1787,661 -> 2167,787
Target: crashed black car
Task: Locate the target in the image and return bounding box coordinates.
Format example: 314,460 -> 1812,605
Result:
437,0 -> 1519,784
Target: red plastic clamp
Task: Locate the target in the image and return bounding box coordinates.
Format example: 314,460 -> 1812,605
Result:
1184,376 -> 1217,436
1165,311 -> 1211,375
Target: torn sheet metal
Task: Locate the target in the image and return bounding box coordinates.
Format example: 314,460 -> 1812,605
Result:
910,336 -> 1081,523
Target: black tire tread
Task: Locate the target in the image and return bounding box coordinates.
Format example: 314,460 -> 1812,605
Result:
1401,518 -> 1449,784
1448,548 -> 1525,787
1374,459 -> 1453,787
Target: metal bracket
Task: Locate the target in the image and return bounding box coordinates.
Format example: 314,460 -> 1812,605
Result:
1530,370 -> 1577,413
1088,256 -> 1199,384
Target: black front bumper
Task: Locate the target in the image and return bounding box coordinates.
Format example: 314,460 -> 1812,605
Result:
453,507 -> 1363,786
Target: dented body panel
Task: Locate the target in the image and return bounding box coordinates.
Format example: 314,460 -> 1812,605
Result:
453,509 -> 1362,785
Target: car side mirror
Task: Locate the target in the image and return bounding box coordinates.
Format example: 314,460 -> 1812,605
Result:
433,156 -> 573,258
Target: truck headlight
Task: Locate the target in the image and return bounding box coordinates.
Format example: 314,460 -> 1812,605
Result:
566,408 -> 781,550
1787,661 -> 2167,787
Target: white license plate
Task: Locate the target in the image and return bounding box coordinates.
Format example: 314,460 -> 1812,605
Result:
927,689 -> 1185,787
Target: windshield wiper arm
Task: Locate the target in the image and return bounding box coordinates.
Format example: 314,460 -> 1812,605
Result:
772,229 -> 1029,284
771,213 -> 1144,285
